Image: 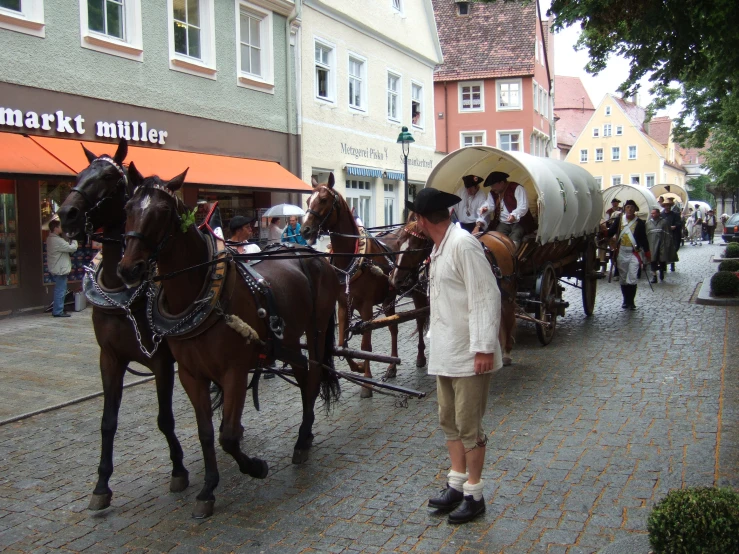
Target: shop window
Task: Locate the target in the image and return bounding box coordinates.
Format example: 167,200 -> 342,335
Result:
79,0 -> 143,61
0,180 -> 18,288
345,179 -> 373,227
0,0 -> 45,37
387,72 -> 400,122
168,0 -> 216,79
411,82 -> 423,129
236,2 -> 273,91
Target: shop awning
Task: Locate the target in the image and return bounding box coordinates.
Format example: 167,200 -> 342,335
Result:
346,164 -> 383,178
385,170 -> 405,181
28,136 -> 312,192
0,132 -> 77,176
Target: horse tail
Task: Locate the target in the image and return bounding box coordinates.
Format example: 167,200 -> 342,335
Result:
319,309 -> 341,412
210,381 -> 224,414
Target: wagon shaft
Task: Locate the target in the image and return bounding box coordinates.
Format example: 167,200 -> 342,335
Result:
347,305 -> 430,334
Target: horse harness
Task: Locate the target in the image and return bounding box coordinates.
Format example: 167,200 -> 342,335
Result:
70,155 -> 129,238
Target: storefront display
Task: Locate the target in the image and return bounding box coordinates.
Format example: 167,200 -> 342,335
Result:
0,180 -> 18,288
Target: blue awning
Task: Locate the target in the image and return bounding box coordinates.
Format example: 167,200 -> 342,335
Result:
385,170 -> 404,181
346,164 -> 383,178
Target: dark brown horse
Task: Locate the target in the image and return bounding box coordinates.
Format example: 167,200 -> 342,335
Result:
56,140 -> 189,511
117,167 -> 341,518
301,174 -> 429,398
390,223 -> 518,366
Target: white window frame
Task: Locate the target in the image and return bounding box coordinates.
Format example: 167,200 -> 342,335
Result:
605,106 -> 612,116
645,173 -> 656,187
592,127 -> 599,138
391,0 -> 403,15
79,0 -> 142,61
383,181 -> 398,225
458,81 -> 484,112
387,71 -> 401,123
612,146 -> 621,161
595,148 -> 604,162
0,0 -> 45,37
580,149 -> 588,163
235,1 -> 274,92
594,176 -> 603,188
496,78 -> 522,111
314,38 -> 336,104
532,80 -> 538,113
616,125 -> 623,136
497,129 -> 523,152
348,52 -> 368,112
541,88 -> 548,118
411,80 -> 424,130
460,131 -> 485,148
603,123 -> 612,137
345,179 -> 374,227
628,145 -> 637,160
611,175 -> 622,186
630,174 -> 641,185
166,0 -> 216,79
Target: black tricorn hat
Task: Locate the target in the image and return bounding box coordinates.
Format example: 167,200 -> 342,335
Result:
623,199 -> 638,208
406,187 -> 460,216
462,174 -> 483,188
611,198 -> 622,204
229,215 -> 255,231
483,171 -> 510,187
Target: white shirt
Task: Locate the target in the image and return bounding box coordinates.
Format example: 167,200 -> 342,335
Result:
428,224 -> 502,377
46,233 -> 78,275
237,243 -> 261,254
268,224 -> 283,242
483,184 -> 529,223
451,186 -> 490,227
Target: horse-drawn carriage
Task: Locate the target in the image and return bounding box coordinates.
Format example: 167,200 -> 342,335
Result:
421,146 -> 604,345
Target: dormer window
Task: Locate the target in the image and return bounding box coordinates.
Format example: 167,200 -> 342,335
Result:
456,1 -> 470,15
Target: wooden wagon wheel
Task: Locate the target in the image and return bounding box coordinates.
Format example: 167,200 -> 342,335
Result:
535,263 -> 557,345
581,240 -> 598,316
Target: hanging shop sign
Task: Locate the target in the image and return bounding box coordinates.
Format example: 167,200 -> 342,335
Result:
0,106 -> 168,145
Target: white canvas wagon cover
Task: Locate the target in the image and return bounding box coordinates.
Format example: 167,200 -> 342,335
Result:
425,146 -> 603,245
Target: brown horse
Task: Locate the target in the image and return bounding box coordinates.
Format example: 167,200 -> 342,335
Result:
56,139 -> 189,511
390,223 -> 518,366
301,174 -> 429,398
117,167 -> 341,518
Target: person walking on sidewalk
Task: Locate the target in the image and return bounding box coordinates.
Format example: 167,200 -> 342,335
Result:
608,199 -> 650,310
409,187 -> 502,525
704,210 -> 717,244
646,208 -> 673,283
46,219 -> 78,318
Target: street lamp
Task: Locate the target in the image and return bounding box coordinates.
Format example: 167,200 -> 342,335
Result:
396,126 -> 415,222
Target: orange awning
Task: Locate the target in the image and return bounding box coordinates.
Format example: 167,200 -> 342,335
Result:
0,133 -> 77,176
28,136 -> 312,193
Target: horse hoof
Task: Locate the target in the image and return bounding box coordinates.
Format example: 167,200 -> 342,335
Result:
88,493 -> 112,511
360,386 -> 373,399
503,356 -> 512,366
384,366 -> 397,379
416,357 -> 427,368
250,458 -> 269,479
292,449 -> 310,464
192,500 -> 214,519
170,474 -> 189,493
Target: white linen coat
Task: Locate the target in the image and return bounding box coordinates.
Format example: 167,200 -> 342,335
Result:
428,223 -> 502,377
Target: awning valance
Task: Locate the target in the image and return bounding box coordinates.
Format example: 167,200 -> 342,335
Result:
385,170 -> 405,181
346,164 -> 382,178
23,135 -> 312,192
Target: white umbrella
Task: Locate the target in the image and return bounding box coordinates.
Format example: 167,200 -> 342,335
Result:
262,204 -> 305,217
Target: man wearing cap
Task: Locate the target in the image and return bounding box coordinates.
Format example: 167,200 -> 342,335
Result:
229,215 -> 261,254
606,198 -> 622,220
608,199 -> 650,310
408,187 -> 502,525
479,171 -> 532,248
450,174 -> 490,233
660,197 -> 682,271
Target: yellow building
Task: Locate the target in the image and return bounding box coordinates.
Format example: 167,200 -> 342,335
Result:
565,94 -> 686,190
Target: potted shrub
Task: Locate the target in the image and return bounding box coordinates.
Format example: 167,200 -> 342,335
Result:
710,271 -> 739,296
724,243 -> 739,259
718,259 -> 739,272
647,487 -> 739,553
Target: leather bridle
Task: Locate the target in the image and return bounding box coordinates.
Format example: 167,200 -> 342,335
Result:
123,185 -> 182,263
306,186 -> 341,236
69,155 -> 129,236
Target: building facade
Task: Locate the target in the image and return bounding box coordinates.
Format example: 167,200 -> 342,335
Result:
0,0 -> 307,314
431,0 -> 554,157
299,0 -> 442,228
553,75 -> 595,160
566,94 -> 686,190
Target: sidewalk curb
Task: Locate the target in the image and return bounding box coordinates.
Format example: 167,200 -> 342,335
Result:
696,280 -> 739,306
596,534 -> 651,554
0,375 -> 155,427
710,255 -> 739,263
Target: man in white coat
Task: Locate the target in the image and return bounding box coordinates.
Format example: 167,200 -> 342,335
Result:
46,218 -> 78,317
409,187 -> 502,524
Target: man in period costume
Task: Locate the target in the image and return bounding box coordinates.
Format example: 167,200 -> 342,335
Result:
646,208 -> 674,283
450,174 -> 489,233
608,199 -> 650,310
229,215 -> 261,254
409,187 -> 502,525
479,171 -> 534,248
606,198 -> 622,219
660,197 -> 682,271
603,198 -> 623,279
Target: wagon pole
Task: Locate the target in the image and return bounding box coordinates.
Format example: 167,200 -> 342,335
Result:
346,306 -> 430,335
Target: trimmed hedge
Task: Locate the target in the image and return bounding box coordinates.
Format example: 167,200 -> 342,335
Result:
718,259 -> 739,272
711,271 -> 739,296
648,487 -> 739,554
725,243 -> 739,258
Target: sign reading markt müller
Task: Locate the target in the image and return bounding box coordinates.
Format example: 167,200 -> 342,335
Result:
340,141 -> 433,170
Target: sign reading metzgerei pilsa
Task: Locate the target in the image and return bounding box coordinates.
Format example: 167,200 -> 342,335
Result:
0,105 -> 169,145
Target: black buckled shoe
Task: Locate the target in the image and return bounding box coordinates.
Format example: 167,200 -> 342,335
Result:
448,495 -> 485,524
428,486 -> 464,510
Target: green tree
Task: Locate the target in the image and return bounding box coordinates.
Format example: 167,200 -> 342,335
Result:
686,175 -> 715,205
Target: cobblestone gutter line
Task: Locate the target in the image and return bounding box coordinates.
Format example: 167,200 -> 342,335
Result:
714,308 -> 728,484
0,375 -> 154,427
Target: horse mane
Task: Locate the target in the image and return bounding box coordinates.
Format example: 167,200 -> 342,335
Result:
135,176 -> 187,214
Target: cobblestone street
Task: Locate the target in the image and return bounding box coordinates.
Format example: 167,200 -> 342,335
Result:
0,241 -> 737,553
